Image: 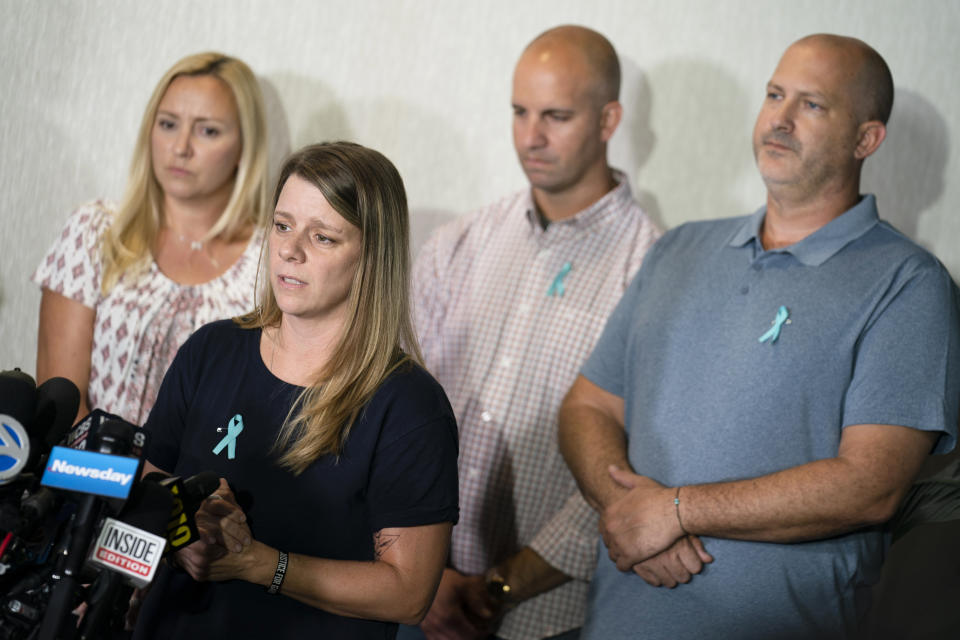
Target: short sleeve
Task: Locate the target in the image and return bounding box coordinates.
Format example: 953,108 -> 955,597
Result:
411,212 -> 476,357
411,228 -> 447,355
843,258 -> 960,454
365,370 -> 459,531
581,267 -> 644,398
32,201 -> 114,308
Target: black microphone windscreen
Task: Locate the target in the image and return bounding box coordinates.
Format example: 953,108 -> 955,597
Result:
34,377 -> 81,449
121,480 -> 174,537
93,419 -> 135,456
183,471 -> 220,501
0,368 -> 37,427
142,471 -> 170,484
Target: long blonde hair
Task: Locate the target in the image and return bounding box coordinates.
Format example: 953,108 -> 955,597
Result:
238,142 -> 422,474
100,52 -> 269,293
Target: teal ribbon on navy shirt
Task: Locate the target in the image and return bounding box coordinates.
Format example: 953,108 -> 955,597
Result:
213,414 -> 244,459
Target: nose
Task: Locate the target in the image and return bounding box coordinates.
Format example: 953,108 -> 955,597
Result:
769,98 -> 797,133
277,232 -> 305,262
174,126 -> 192,157
515,115 -> 547,150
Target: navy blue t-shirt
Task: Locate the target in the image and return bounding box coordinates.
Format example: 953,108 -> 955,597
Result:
134,320 -> 459,640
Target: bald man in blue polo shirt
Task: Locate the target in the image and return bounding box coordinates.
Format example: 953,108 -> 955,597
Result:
559,34 -> 960,640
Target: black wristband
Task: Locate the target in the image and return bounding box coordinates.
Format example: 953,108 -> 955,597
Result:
266,550 -> 288,595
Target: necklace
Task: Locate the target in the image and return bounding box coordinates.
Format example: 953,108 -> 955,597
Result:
163,224 -> 205,251
177,233 -> 204,251
163,227 -> 220,269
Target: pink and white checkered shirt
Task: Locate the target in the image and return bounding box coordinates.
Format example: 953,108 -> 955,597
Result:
413,172 -> 660,639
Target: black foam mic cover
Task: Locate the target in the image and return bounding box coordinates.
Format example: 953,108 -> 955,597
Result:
183,471 -> 220,502
92,419 -> 135,456
121,479 -> 175,537
34,376 -> 81,449
0,368 -> 37,427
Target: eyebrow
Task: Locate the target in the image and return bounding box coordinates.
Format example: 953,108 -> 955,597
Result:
767,82 -> 829,102
156,109 -> 228,124
511,103 -> 576,116
273,210 -> 344,234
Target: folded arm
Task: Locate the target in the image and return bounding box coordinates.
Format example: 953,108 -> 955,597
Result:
559,375 -> 712,586
596,418 -> 937,570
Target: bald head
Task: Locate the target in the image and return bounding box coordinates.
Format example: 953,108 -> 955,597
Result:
521,25 -> 621,106
790,34 -> 894,124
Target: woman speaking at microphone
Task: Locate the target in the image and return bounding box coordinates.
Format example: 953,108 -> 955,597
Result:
133,142 -> 459,639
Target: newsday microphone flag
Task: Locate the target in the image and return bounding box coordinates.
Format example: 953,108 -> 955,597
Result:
40,446 -> 139,500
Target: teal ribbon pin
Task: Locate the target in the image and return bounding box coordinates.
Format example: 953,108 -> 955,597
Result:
758,306 -> 790,344
547,262 -> 572,297
213,414 -> 244,460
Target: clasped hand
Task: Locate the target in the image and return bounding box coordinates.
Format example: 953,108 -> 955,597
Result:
174,478 -> 255,582
601,466 -> 712,586
420,568 -> 501,640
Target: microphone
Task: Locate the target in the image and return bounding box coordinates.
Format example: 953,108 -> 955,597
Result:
0,369 -> 37,427
79,468 -> 175,639
1,373 -> 80,487
38,419 -> 138,640
0,369 -> 37,485
143,470 -> 220,550
20,377 -> 82,490
34,377 -> 81,451
63,408 -> 151,460
86,480 -> 172,588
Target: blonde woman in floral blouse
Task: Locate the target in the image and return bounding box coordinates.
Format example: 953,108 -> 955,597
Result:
33,52 -> 269,425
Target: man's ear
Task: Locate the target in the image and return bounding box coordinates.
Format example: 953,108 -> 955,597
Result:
600,101 -> 623,142
854,120 -> 887,160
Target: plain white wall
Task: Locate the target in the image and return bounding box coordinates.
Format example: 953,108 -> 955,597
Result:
2,0 -> 958,374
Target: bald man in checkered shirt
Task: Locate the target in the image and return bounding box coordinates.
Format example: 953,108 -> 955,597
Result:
401,26 -> 708,640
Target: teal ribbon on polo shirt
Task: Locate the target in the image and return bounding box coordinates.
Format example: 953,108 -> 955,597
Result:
547,262 -> 572,297
213,414 -> 244,460
758,306 -> 790,344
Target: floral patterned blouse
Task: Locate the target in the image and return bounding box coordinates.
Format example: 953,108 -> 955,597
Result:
33,200 -> 263,425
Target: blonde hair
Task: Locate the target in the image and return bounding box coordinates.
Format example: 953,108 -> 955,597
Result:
237,142 -> 422,474
100,52 -> 269,292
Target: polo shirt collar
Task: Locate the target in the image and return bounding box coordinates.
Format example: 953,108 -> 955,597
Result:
729,194 -> 880,266
523,169 -> 632,232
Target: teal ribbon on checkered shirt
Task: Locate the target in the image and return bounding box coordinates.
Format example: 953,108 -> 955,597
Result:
547,262 -> 572,297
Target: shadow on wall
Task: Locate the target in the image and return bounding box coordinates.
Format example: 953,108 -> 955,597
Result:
358,96 -> 472,257
609,56 -> 662,229
410,209 -> 459,259
862,89 -> 949,244
257,76 -> 292,189
264,73 -> 354,152
637,57 -> 755,228
260,77 -> 466,257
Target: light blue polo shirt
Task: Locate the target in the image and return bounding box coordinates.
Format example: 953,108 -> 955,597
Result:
581,195 -> 960,639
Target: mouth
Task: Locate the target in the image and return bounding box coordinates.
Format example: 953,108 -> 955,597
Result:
521,157 -> 553,171
761,135 -> 798,153
167,166 -> 192,176
278,275 -> 307,286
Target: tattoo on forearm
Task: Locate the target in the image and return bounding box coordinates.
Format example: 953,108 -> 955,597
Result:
373,531 -> 400,559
